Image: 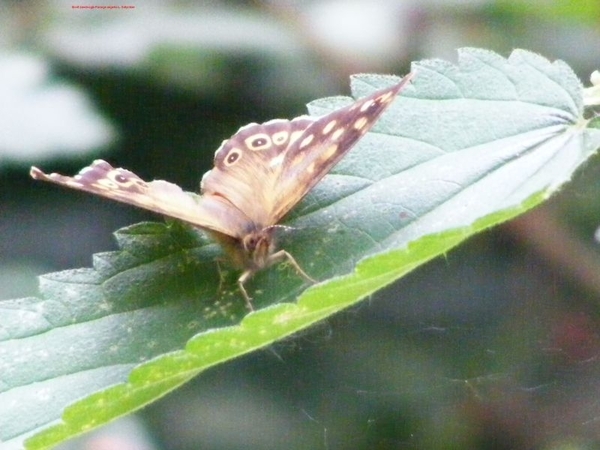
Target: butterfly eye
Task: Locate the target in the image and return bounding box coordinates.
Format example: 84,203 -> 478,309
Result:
245,133 -> 271,151
225,149 -> 242,166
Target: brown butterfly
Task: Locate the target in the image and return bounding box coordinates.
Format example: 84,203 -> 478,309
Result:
31,73 -> 413,309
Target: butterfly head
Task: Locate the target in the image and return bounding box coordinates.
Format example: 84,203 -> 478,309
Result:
241,228 -> 277,270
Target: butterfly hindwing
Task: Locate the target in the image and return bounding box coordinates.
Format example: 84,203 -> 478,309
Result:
199,117 -> 315,229
30,160 -> 249,237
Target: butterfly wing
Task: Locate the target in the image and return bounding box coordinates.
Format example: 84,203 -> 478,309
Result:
270,73 -> 414,222
201,73 -> 414,229
30,160 -> 251,238
199,116 -> 316,229
31,74 -> 413,238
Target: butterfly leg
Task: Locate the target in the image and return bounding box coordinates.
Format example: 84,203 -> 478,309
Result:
237,269 -> 256,311
268,250 -> 317,285
215,258 -> 231,297
237,251 -> 315,311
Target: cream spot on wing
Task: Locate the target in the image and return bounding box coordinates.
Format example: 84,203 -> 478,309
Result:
97,178 -> 118,189
290,152 -> 305,168
272,130 -> 289,145
306,162 -> 315,174
245,133 -> 271,151
299,134 -> 314,149
360,99 -> 374,112
289,130 -> 305,145
322,119 -> 337,135
321,144 -> 338,160
331,128 -> 344,141
353,116 -> 368,131
378,92 -> 393,103
269,153 -> 285,167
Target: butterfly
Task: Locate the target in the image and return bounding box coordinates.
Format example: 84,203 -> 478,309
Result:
31,73 -> 414,309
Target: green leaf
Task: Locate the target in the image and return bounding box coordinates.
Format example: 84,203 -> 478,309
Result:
3,48 -> 600,450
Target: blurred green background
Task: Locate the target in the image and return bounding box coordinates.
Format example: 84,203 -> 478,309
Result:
2,1 -> 600,449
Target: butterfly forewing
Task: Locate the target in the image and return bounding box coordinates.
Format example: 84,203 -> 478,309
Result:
270,73 -> 414,222
30,160 -> 249,237
200,73 -> 413,228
